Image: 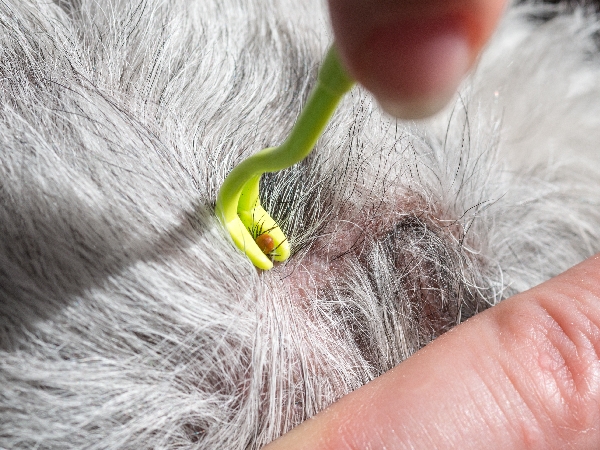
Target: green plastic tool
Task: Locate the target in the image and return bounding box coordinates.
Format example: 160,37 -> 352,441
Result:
215,46 -> 354,270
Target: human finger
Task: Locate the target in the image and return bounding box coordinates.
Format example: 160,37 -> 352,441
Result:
328,0 -> 508,118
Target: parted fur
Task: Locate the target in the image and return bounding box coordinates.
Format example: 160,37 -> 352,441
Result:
2,0 -> 600,448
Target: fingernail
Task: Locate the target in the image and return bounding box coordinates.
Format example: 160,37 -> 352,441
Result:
360,14 -> 472,119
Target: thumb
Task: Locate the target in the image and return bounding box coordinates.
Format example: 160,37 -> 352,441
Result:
264,254 -> 600,449
328,0 -> 508,119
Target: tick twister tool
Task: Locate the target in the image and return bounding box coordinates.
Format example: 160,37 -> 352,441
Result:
215,46 -> 354,270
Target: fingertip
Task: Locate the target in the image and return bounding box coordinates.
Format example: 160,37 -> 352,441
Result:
329,0 -> 508,119
370,18 -> 472,119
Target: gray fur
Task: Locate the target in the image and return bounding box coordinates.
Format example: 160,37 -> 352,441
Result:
2,0 -> 600,448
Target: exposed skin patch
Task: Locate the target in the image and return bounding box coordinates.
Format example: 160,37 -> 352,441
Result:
275,187 -> 486,349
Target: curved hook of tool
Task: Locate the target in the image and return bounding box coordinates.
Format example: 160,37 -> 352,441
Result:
215,46 -> 355,270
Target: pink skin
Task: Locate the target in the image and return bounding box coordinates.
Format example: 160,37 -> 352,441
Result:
265,1 -> 600,449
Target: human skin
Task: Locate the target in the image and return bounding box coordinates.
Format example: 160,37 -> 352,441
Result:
328,0 -> 508,118
265,1 -> 600,448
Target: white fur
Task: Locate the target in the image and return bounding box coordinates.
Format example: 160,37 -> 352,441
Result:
1,0 -> 600,448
